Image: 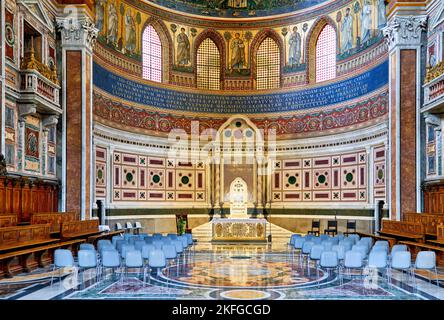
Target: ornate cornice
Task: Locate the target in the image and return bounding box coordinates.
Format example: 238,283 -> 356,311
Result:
56,14 -> 98,52
383,15 -> 427,51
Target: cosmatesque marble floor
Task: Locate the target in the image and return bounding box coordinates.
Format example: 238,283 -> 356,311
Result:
0,243 -> 443,300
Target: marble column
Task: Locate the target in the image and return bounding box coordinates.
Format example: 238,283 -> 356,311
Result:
214,159 -> 221,217
42,115 -> 59,176
57,10 -> 98,219
383,14 -> 427,219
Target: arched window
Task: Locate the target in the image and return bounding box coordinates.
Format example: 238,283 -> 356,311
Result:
142,25 -> 162,82
196,38 -> 220,90
315,24 -> 336,83
256,37 -> 280,90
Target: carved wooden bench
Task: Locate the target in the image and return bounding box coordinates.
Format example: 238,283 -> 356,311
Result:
0,239 -> 85,278
30,212 -> 79,234
61,220 -> 100,240
379,220 -> 425,242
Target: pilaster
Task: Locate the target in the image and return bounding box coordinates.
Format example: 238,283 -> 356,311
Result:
383,13 -> 427,219
57,8 -> 98,219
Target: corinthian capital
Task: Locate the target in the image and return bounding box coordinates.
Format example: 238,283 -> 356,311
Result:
56,9 -> 98,51
383,15 -> 427,50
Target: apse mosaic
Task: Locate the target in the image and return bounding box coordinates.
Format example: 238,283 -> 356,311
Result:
94,0 -> 388,89
111,152 -> 206,202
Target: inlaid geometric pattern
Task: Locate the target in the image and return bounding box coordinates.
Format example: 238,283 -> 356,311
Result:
95,147 -> 107,198
272,151 -> 367,202
112,151 -> 206,202
373,145 -> 386,200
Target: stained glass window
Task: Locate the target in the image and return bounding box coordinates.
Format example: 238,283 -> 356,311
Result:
315,24 -> 336,83
197,38 -> 220,90
256,37 -> 280,90
142,25 -> 162,82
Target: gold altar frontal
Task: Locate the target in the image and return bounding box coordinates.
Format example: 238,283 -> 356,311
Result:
212,218 -> 267,242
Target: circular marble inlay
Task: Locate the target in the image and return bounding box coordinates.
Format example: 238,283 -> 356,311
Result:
377,169 -> 384,180
152,174 -> 161,183
318,174 -> 326,184
346,172 -> 354,182
97,170 -> 103,179
181,176 -> 190,185
220,290 -> 271,300
126,172 -> 133,182
288,176 -> 297,185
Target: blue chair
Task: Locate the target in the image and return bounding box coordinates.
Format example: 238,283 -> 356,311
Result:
368,250 -> 389,283
153,233 -> 163,240
100,250 -> 121,281
414,251 -> 439,287
370,245 -> 389,254
347,234 -> 360,244
97,240 -> 112,251
167,234 -> 178,241
50,249 -> 75,288
145,236 -> 154,244
134,240 -> 146,251
292,237 -> 306,262
389,251 -> 412,285
339,240 -> 353,252
120,244 -> 135,262
320,251 -> 340,285
179,235 -> 189,250
146,249 -> 167,283
320,234 -> 330,241
123,250 -> 144,282
172,239 -> 184,255
309,245 -> 324,267
343,251 -> 364,279
391,244 -> 408,255
374,240 -> 389,249
115,239 -> 127,252
312,237 -> 322,244
80,243 -> 95,251
300,241 -> 314,265
112,236 -> 123,247
352,244 -> 368,259
322,241 -> 334,251
153,240 -> 163,250
185,233 -> 193,245
77,250 -> 98,286
332,244 -> 346,264
141,244 -> 156,264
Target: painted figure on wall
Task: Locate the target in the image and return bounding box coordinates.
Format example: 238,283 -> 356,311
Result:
360,0 -> 372,45
341,8 -> 353,54
125,9 -> 136,54
231,33 -> 246,72
107,1 -> 118,44
95,0 -> 104,33
177,28 -> 190,66
288,26 -> 301,66
377,0 -> 387,28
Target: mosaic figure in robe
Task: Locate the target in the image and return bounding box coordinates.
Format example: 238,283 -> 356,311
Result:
177,28 -> 191,66
288,26 -> 301,66
107,2 -> 118,44
95,0 -> 104,33
377,0 -> 387,29
341,8 -> 353,54
231,33 -> 246,72
125,10 -> 136,54
360,0 -> 372,45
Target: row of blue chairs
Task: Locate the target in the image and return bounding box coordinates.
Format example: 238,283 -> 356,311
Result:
288,233 -> 440,287
50,233 -> 194,288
